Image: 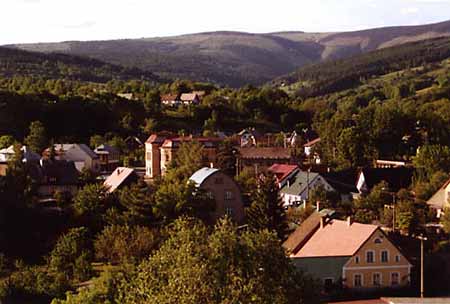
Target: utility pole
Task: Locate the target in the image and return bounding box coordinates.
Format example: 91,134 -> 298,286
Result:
417,235 -> 427,298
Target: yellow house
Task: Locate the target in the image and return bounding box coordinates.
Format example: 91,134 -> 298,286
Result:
284,214 -> 412,290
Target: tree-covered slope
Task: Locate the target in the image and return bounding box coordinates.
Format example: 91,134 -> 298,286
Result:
0,46 -> 161,83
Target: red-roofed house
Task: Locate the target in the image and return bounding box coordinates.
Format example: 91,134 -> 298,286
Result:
268,164 -> 299,187
285,215 -> 412,291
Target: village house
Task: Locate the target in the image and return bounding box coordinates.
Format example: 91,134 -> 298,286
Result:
238,147 -> 295,174
279,170 -> 335,206
145,133 -> 221,178
189,167 -> 245,224
426,178 -> 450,218
180,93 -> 200,105
237,128 -> 262,147
104,167 -> 139,193
94,144 -> 120,173
46,144 -> 100,173
161,93 -> 181,106
284,212 -> 412,291
268,164 -> 300,187
29,158 -> 79,197
0,145 -> 40,176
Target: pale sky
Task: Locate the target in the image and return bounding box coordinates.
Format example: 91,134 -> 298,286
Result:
1,0 -> 450,45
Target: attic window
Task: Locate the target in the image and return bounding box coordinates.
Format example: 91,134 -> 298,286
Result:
374,238 -> 382,244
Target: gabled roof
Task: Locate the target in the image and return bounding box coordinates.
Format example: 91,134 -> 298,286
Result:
323,169 -> 359,194
283,212 -> 322,254
104,167 -> 136,193
52,144 -> 98,160
0,145 -> 40,163
239,147 -> 291,160
427,178 -> 450,210
268,164 -> 299,184
280,171 -> 320,196
292,219 -> 379,258
180,93 -> 199,101
94,144 -> 119,154
189,167 -> 219,186
359,167 -> 414,192
161,93 -> 180,101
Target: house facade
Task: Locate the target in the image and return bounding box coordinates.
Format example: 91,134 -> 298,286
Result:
284,214 -> 412,291
145,133 -> 221,178
189,167 -> 245,224
94,144 -> 120,173
280,170 -> 335,206
47,144 -> 100,173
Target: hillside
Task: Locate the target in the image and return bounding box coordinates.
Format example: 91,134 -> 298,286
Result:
0,46 -> 161,83
275,37 -> 450,98
7,20 -> 450,87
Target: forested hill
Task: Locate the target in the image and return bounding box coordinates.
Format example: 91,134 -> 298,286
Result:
0,47 -> 162,83
7,19 -> 450,87
275,37 -> 450,98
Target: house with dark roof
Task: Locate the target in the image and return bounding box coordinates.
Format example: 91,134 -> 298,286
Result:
284,213 -> 412,291
104,167 -> 139,193
356,168 -> 414,194
94,144 -> 120,173
280,170 -> 335,206
189,167 -> 245,224
46,144 -> 100,173
29,158 -> 79,197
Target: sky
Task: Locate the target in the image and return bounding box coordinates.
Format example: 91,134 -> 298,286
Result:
1,0 -> 450,45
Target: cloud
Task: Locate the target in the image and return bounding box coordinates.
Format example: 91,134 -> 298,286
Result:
63,21 -> 96,30
401,7 -> 420,14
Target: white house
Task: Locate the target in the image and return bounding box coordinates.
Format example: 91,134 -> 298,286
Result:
50,144 -> 100,173
280,170 -> 335,207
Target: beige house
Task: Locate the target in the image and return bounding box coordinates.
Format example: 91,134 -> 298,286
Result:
284,213 -> 412,290
427,178 -> 450,218
189,167 -> 245,224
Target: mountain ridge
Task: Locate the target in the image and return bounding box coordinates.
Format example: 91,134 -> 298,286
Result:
6,19 -> 450,87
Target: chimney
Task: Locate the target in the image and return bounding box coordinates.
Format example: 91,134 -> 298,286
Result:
210,162 -> 214,168
316,201 -> 320,212
320,216 -> 325,229
347,216 -> 353,226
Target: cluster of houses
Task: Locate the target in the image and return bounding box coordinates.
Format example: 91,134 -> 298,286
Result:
161,91 -> 205,106
3,127 -> 450,298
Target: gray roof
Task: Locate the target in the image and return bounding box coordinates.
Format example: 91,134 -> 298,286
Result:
189,167 -> 219,186
280,171 -> 319,196
95,144 -> 119,154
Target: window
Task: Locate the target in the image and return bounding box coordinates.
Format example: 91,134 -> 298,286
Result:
373,273 -> 381,286
225,190 -> 233,200
355,256 -> 360,264
366,251 -> 375,263
381,250 -> 389,263
395,255 -> 401,262
324,278 -> 334,292
391,272 -> 399,286
354,274 -> 362,287
225,207 -> 234,217
374,238 -> 382,244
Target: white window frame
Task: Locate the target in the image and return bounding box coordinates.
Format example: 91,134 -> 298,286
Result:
366,250 -> 375,263
395,255 -> 401,262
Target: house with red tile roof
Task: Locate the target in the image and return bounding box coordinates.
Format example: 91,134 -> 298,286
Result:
238,147 -> 295,174
268,164 -> 299,187
284,214 -> 412,291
